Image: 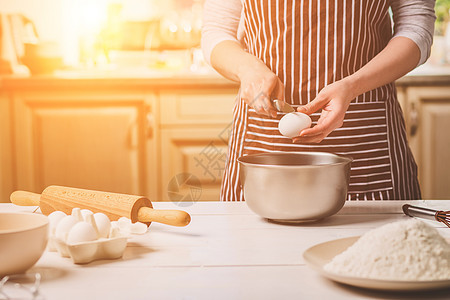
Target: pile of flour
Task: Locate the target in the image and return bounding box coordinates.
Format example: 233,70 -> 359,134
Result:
324,219 -> 450,280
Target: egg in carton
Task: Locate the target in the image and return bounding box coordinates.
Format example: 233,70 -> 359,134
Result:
47,208 -> 147,264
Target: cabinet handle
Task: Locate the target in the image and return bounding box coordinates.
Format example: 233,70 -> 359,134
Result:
410,103 -> 418,137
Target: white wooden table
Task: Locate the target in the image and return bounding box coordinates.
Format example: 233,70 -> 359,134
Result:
1,201 -> 450,300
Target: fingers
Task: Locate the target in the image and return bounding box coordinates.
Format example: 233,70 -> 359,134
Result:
293,94 -> 329,142
316,110 -> 329,126
291,121 -> 328,143
293,79 -> 353,143
240,87 -> 271,117
252,92 -> 278,118
272,77 -> 285,103
292,110 -> 344,143
241,73 -> 284,118
295,89 -> 342,142
292,133 -> 326,144
262,76 -> 284,118
300,110 -> 330,136
297,93 -> 326,115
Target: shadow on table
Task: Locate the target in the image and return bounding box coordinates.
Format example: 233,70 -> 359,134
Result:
267,214 -> 404,227
78,242 -> 158,267
331,280 -> 450,299
28,266 -> 68,282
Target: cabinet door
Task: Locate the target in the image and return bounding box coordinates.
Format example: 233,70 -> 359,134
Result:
160,88 -> 237,126
159,88 -> 236,202
0,92 -> 13,202
13,91 -> 158,199
405,86 -> 450,199
160,126 -> 230,202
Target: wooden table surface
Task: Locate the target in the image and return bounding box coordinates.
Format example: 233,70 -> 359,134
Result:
1,201 -> 450,300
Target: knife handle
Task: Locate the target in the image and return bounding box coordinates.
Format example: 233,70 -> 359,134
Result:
10,191 -> 41,206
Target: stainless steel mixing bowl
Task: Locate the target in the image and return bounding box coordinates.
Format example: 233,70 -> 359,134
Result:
238,152 -> 352,222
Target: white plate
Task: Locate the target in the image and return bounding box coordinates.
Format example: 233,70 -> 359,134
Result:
303,236 -> 450,291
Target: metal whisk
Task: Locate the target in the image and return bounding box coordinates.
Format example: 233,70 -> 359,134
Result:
402,204 -> 450,228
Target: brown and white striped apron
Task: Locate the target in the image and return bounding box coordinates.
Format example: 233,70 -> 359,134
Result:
221,0 -> 421,201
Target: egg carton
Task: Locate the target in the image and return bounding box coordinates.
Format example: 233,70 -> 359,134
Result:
47,208 -> 147,264
51,235 -> 128,264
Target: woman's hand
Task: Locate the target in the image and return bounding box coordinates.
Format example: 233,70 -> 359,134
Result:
293,78 -> 357,143
292,37 -> 422,144
238,60 -> 285,118
209,40 -> 284,118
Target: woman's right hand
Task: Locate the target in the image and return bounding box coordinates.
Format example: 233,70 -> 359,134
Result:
237,60 -> 285,118
208,40 -> 284,117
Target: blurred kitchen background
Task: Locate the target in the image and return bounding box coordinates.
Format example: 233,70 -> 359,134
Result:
1,0 -> 450,203
0,0 -> 208,74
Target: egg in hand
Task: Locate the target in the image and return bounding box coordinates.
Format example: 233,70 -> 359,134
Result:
278,112 -> 312,138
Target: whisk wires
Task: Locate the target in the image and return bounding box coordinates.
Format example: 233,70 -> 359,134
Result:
435,210 -> 450,228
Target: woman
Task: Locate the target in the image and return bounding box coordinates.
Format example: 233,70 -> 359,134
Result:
201,0 -> 436,201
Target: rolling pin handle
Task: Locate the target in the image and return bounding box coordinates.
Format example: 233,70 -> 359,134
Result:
138,207 -> 191,227
10,191 -> 41,206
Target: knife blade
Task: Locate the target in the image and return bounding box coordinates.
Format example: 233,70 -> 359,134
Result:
273,99 -> 295,113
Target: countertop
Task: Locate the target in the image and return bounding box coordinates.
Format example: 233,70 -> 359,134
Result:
396,63 -> 450,86
1,63 -> 450,91
1,201 -> 450,300
0,66 -> 239,90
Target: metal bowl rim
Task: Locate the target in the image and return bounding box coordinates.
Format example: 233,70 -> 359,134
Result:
237,151 -> 353,169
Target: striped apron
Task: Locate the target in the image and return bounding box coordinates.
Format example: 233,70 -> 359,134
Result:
221,0 -> 421,201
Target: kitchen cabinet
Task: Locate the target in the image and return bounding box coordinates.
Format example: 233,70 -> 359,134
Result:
0,75 -> 238,203
159,89 -> 235,201
397,83 -> 450,199
7,89 -> 159,201
0,92 -> 13,203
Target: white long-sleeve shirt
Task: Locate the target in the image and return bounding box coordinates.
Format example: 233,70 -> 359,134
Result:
201,0 -> 436,66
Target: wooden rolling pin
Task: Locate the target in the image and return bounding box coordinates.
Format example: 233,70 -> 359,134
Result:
10,186 -> 190,227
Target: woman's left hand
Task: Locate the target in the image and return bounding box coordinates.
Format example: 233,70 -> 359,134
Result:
293,77 -> 357,143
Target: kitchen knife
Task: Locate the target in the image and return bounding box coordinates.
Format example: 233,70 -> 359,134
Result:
273,99 -> 295,113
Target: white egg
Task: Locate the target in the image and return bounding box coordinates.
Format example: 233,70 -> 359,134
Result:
55,215 -> 78,242
66,221 -> 98,245
93,213 -> 111,238
118,217 -> 132,230
130,222 -> 148,235
71,207 -> 83,221
109,226 -> 122,238
278,112 -> 312,138
110,221 -> 119,229
81,209 -> 94,221
116,218 -> 131,236
48,211 -> 67,234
